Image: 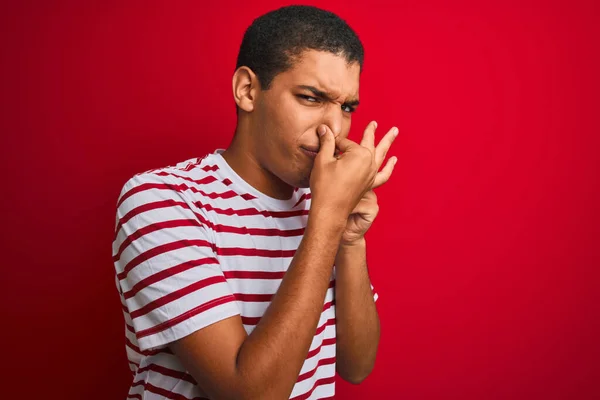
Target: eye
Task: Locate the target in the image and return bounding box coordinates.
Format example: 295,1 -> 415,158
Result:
298,95 -> 319,103
342,104 -> 356,113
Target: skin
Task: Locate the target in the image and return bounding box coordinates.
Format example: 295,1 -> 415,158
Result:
170,49 -> 398,399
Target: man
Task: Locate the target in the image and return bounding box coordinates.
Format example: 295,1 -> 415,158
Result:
113,5 -> 398,399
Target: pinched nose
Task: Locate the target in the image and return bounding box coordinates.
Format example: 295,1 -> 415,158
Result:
321,109 -> 343,138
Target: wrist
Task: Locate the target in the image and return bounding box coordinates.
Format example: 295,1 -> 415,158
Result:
308,206 -> 348,233
335,237 -> 367,267
339,237 -> 366,251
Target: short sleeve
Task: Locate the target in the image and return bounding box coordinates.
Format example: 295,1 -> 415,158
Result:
113,172 -> 240,351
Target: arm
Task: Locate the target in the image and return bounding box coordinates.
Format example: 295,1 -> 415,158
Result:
334,123 -> 399,383
170,125 -> 377,400
334,238 -> 380,384
171,212 -> 346,400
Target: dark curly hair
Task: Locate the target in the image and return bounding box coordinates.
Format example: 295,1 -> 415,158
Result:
235,5 -> 364,90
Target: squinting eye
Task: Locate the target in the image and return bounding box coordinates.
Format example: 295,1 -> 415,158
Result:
299,95 -> 318,102
342,105 -> 356,113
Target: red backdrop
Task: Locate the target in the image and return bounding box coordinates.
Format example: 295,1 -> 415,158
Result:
1,1 -> 598,398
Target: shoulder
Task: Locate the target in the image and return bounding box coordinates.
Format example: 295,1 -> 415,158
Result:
116,155 -> 222,213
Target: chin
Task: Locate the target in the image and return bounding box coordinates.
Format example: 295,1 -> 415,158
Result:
296,180 -> 310,189
285,173 -> 310,189
296,172 -> 311,189
280,164 -> 311,189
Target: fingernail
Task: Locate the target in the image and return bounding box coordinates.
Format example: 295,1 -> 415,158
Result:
393,127 -> 399,136
373,121 -> 378,129
318,126 -> 326,136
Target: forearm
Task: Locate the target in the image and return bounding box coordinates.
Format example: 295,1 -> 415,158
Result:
334,238 -> 380,384
235,209 -> 346,399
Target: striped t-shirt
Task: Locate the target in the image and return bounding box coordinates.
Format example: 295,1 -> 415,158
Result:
113,150 -> 378,399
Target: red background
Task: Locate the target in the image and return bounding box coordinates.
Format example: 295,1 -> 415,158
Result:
1,1 -> 599,398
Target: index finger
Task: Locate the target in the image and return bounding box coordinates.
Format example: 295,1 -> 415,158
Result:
334,135 -> 359,153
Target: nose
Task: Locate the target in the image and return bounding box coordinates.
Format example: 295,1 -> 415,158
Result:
321,104 -> 344,138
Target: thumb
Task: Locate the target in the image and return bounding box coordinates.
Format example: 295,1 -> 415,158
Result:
316,125 -> 336,160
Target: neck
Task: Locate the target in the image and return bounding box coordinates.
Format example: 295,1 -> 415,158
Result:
221,122 -> 294,201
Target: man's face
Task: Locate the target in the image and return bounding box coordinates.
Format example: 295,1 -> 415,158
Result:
251,50 -> 361,188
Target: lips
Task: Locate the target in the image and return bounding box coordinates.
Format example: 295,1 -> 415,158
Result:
300,145 -> 341,158
302,146 -> 320,153
300,147 -> 319,159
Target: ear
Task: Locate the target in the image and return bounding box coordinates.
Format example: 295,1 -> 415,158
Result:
232,66 -> 260,113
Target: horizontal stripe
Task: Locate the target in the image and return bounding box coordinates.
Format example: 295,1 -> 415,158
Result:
117,239 -> 213,281
125,322 -> 135,333
125,336 -> 171,357
233,282 -> 335,303
134,204 -> 303,241
240,315 -> 261,325
307,337 -> 336,360
118,181 -> 254,209
136,363 -> 196,385
212,224 -> 304,237
130,275 -> 226,319
315,318 -> 336,336
193,200 -> 309,218
114,219 -> 204,262
131,380 -> 209,400
292,192 -> 312,208
297,356 -> 336,383
201,164 -> 219,172
152,170 -> 218,186
115,199 -> 190,239
234,293 -> 273,302
224,270 -> 285,279
241,301 -> 335,327
216,247 -> 296,258
291,376 -> 336,400
115,202 -> 306,259
123,257 -> 218,300
116,191 -> 308,244
137,294 -> 236,339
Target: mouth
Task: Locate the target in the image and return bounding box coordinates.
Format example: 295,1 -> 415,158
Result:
300,146 -> 319,159
300,146 -> 341,159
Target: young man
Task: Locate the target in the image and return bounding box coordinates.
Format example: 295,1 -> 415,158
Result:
113,5 -> 398,400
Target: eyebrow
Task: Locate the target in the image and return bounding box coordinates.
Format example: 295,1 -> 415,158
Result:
297,85 -> 360,107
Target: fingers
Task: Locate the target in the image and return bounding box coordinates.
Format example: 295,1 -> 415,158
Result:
360,121 -> 377,150
349,190 -> 379,217
316,124 -> 336,160
319,122 -> 398,168
334,134 -> 359,153
317,124 -> 360,159
372,156 -> 397,189
375,126 -> 399,168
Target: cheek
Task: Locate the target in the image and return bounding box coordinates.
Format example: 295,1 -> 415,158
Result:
336,119 -> 352,142
282,112 -> 318,146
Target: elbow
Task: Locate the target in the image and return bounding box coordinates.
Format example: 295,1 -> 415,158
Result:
343,375 -> 367,385
338,364 -> 374,385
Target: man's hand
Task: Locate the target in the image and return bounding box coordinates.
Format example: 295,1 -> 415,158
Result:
310,123 -> 377,225
338,121 -> 399,245
340,190 -> 379,245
